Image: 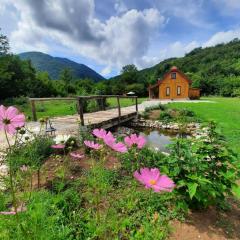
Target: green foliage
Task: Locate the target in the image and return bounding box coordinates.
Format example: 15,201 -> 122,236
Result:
164,122 -> 240,208
120,147 -> 167,173
159,111 -> 173,122
60,68 -> 73,85
145,103 -> 167,112
169,97 -> 240,154
6,135 -> 53,171
111,39 -> 240,96
0,187 -> 82,240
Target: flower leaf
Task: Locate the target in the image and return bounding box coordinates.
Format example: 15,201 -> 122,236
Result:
187,182 -> 198,199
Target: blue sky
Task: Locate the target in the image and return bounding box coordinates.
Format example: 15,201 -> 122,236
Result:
1,0 -> 240,78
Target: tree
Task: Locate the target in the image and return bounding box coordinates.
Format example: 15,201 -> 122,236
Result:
120,64 -> 138,84
126,83 -> 145,96
0,28 -> 10,55
60,68 -> 73,84
121,64 -> 138,74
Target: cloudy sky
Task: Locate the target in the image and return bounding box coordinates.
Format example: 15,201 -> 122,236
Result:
1,0 -> 240,77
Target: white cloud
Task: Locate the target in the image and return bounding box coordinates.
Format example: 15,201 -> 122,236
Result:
159,41 -> 200,60
114,0 -> 128,14
151,0 -> 211,28
203,29 -> 240,47
3,0 -> 164,72
100,65 -> 112,76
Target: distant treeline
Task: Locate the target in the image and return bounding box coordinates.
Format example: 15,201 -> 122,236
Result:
111,38 -> 240,97
1,29 -> 240,102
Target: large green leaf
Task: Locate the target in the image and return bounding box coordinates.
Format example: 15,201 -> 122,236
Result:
187,183 -> 198,199
232,185 -> 240,199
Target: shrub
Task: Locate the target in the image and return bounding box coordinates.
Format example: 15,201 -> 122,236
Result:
162,122 -> 240,208
6,135 -> 53,172
145,103 -> 167,112
179,109 -> 195,117
159,111 -> 173,122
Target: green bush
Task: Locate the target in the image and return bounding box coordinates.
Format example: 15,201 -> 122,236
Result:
6,135 -> 53,171
145,103 -> 167,113
179,109 -> 195,117
159,111 -> 173,122
163,122 -> 240,208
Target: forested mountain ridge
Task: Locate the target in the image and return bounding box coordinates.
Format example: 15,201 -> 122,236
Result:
19,52 -> 105,82
110,38 -> 240,96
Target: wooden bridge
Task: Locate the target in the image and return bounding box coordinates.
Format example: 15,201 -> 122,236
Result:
29,95 -> 138,131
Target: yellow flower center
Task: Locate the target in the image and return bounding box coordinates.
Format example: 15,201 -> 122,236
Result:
149,179 -> 156,185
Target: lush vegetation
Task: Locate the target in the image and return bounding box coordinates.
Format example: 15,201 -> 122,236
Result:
169,97 -> 240,155
0,104 -> 239,239
19,52 -> 105,81
111,39 -> 240,97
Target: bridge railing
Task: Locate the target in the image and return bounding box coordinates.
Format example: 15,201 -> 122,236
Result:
29,95 -> 138,124
76,95 -> 138,126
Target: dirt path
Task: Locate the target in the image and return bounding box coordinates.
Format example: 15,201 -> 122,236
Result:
169,199 -> 240,240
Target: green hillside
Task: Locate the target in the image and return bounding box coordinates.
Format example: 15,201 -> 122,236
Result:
110,38 -> 240,96
19,51 -> 105,82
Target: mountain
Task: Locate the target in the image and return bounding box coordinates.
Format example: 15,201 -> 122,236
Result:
19,51 -> 105,82
110,38 -> 240,96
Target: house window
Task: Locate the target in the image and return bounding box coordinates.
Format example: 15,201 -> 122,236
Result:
166,87 -> 170,96
177,86 -> 181,96
171,72 -> 176,79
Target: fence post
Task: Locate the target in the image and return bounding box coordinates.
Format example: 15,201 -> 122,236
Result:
135,97 -> 138,114
101,97 -> 106,111
77,97 -> 84,126
30,100 -> 37,121
117,96 -> 121,120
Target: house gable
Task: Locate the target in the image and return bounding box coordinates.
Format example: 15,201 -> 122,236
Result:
148,66 -> 197,99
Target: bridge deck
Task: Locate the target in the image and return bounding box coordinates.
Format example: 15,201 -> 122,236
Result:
28,105 -> 138,135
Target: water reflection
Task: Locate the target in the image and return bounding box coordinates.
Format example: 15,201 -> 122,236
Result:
136,128 -> 187,153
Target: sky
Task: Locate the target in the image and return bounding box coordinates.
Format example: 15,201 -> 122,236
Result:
1,0 -> 240,78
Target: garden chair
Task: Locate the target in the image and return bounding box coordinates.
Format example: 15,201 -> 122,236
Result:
45,119 -> 56,135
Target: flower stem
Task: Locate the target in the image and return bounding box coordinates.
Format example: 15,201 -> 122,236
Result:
4,130 -> 19,218
4,129 -> 11,149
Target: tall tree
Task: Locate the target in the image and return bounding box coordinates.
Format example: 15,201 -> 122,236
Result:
120,64 -> 138,84
60,68 -> 73,84
0,28 -> 10,55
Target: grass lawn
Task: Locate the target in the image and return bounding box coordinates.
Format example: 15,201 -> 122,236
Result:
168,97 -> 240,154
20,97 -> 147,120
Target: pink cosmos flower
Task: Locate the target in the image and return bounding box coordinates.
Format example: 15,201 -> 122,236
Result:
103,132 -> 115,145
110,142 -> 128,153
124,134 -> 146,149
0,105 -> 25,135
134,168 -> 175,192
84,140 -> 102,150
92,128 -> 107,139
70,152 -> 85,159
51,144 -> 65,149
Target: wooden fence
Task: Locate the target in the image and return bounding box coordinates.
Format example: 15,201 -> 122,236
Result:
29,95 -> 138,125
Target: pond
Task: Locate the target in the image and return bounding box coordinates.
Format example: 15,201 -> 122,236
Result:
134,128 -> 188,153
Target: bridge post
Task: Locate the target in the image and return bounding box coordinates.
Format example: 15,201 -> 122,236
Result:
135,97 -> 138,116
101,97 -> 106,111
30,100 -> 37,121
117,96 -> 121,121
77,97 -> 84,126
